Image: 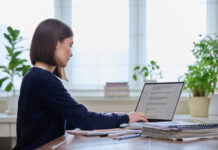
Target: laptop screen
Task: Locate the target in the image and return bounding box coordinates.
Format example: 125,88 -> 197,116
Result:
135,82 -> 184,121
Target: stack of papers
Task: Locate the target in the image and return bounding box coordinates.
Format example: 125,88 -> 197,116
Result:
141,126 -> 218,140
120,121 -> 191,130
121,121 -> 218,141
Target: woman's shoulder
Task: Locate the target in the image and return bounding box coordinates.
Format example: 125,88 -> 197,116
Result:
24,67 -> 62,86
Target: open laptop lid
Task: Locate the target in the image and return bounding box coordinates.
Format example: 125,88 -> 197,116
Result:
135,82 -> 184,122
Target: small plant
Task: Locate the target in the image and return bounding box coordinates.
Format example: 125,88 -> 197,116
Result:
180,34 -> 218,97
0,26 -> 31,95
133,60 -> 162,82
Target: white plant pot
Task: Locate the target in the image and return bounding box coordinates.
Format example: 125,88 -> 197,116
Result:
188,97 -> 210,117
208,94 -> 218,116
5,96 -> 19,115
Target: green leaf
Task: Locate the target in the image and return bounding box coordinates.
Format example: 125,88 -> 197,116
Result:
7,26 -> 13,34
133,74 -> 137,81
5,82 -> 13,92
141,66 -> 148,73
22,65 -> 31,76
6,46 -> 13,56
133,66 -> 140,71
144,72 -> 149,77
8,59 -> 17,70
8,58 -> 27,70
14,30 -> 20,40
15,65 -> 31,76
15,67 -> 23,72
0,77 -> 9,88
18,59 -> 28,64
0,65 -> 7,70
3,33 -> 13,45
7,26 -> 15,40
7,26 -> 20,41
150,60 -> 156,65
14,51 -> 22,57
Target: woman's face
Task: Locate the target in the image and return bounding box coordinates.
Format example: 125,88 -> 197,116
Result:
54,37 -> 73,67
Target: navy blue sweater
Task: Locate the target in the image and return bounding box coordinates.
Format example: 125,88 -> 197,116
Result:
13,67 -> 129,150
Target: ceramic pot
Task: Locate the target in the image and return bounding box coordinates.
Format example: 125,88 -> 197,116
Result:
188,97 -> 210,117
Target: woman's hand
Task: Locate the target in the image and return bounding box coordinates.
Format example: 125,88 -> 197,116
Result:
127,112 -> 148,123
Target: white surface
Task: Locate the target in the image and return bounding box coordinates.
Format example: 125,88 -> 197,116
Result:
0,113 -> 16,138
10,123 -> 16,137
0,114 -> 16,123
0,123 -> 10,137
208,94 -> 218,116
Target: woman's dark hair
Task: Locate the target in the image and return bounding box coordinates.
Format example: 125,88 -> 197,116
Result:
30,18 -> 73,79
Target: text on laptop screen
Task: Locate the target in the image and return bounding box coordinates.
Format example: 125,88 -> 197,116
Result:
136,82 -> 184,120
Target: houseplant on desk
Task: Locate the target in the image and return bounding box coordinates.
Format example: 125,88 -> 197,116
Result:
0,26 -> 31,114
180,34 -> 218,117
133,60 -> 162,84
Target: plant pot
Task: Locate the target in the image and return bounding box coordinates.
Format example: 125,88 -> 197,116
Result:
188,97 -> 210,117
208,94 -> 218,116
5,95 -> 19,115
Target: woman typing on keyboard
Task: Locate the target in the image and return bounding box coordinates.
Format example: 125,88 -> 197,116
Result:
12,19 -> 147,150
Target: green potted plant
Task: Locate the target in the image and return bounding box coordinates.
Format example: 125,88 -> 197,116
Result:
180,34 -> 218,117
0,26 -> 31,114
133,60 -> 162,83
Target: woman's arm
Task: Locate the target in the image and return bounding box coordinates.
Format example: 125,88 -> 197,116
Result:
40,76 -> 129,130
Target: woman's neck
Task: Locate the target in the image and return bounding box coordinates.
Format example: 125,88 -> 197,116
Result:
34,62 -> 56,73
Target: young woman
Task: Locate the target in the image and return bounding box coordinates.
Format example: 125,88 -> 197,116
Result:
13,19 -> 147,149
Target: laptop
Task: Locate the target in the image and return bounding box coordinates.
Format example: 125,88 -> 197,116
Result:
135,82 -> 184,122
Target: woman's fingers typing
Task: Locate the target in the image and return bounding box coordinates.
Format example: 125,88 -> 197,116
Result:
127,112 -> 148,123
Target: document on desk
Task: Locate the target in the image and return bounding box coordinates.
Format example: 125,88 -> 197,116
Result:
67,128 -> 141,136
121,121 -> 193,130
136,82 -> 183,120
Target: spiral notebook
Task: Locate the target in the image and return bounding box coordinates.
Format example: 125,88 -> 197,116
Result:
168,123 -> 218,131
140,122 -> 218,141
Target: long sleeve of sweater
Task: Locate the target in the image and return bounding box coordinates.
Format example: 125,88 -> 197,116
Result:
40,69 -> 129,130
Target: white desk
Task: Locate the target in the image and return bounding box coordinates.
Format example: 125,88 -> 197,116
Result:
0,114 -> 16,137
0,113 -> 16,149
